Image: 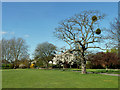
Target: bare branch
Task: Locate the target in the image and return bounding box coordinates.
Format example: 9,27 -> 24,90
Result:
87,47 -> 106,50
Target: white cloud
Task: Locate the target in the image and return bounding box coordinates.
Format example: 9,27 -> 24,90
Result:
24,34 -> 30,38
0,31 -> 7,35
0,31 -> 15,35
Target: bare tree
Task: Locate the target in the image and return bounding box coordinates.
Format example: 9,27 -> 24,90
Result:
34,42 -> 56,68
89,52 -> 119,69
10,38 -> 29,66
54,10 -> 105,74
2,39 -> 12,66
1,38 -> 29,67
106,18 -> 120,67
104,18 -> 120,49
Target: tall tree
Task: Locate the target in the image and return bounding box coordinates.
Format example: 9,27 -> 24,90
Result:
54,10 -> 105,74
89,52 -> 119,69
105,18 -> 120,49
34,42 -> 56,68
1,38 -> 29,67
2,38 -> 13,66
10,38 -> 29,66
104,18 -> 120,66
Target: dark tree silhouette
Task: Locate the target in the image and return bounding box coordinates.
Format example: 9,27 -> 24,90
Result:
89,52 -> 119,69
34,42 -> 56,68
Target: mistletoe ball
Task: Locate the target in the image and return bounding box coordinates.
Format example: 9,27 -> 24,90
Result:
95,28 -> 101,34
92,16 -> 97,22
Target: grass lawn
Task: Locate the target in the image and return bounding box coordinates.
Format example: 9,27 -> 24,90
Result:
2,69 -> 118,88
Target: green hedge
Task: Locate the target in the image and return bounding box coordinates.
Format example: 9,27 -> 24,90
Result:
2,64 -> 14,69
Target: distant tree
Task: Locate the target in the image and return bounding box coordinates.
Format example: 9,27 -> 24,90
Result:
34,42 -> 56,68
10,38 -> 29,67
105,18 -> 120,49
89,52 -> 119,69
106,48 -> 118,54
54,10 -> 105,74
1,37 -> 29,67
20,58 -> 30,68
1,39 -> 11,66
35,59 -> 44,68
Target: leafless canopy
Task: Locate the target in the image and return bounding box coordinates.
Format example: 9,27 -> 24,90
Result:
54,10 -> 106,74
54,10 -> 105,51
1,38 -> 29,64
107,18 -> 120,48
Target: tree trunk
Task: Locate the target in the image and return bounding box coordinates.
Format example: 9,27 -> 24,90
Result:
69,62 -> 72,68
63,64 -> 65,71
51,61 -> 53,69
81,62 -> 86,74
46,63 -> 49,69
14,59 -> 18,69
63,64 -> 65,69
77,63 -> 80,69
81,51 -> 87,74
77,63 -> 78,69
15,59 -> 18,67
78,64 -> 80,69
5,59 -> 7,68
59,64 -> 61,69
106,66 -> 108,72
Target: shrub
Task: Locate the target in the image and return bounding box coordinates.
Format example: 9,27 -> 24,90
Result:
9,64 -> 14,69
2,64 -> 10,69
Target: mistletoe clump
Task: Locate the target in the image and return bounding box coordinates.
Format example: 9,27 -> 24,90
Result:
95,28 -> 101,34
92,16 -> 97,22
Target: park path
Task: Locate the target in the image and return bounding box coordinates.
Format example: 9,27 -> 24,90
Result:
72,71 -> 120,76
99,73 -> 120,76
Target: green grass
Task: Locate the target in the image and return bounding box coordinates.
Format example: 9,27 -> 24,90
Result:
2,69 -> 118,88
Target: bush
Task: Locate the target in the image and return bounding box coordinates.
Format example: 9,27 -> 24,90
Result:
86,61 -> 93,69
9,64 -> 14,69
2,64 -> 9,69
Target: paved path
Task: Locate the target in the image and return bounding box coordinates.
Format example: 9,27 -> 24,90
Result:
99,73 -> 120,76
72,70 -> 120,76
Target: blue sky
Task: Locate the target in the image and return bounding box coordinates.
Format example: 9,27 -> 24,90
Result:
2,2 -> 118,59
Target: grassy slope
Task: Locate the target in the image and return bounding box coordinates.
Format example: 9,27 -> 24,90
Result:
2,69 -> 118,88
